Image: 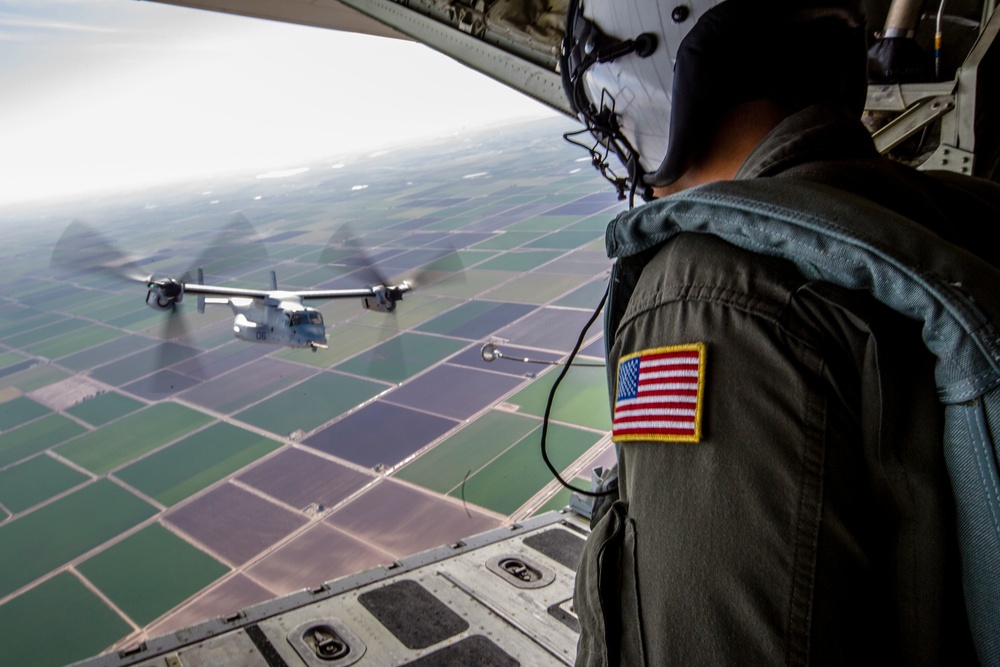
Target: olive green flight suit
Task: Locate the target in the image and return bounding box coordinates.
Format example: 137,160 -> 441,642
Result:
574,104 -> 999,666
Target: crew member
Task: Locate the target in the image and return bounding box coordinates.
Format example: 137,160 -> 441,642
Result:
561,0 -> 1000,663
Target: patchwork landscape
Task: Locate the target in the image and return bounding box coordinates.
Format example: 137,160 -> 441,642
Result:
0,117 -> 620,666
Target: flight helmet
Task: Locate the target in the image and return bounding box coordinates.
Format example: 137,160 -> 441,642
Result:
561,0 -> 867,202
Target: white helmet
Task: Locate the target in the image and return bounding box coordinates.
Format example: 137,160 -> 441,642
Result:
561,0 -> 866,201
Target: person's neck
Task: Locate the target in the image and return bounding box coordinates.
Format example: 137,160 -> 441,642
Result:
651,99 -> 787,198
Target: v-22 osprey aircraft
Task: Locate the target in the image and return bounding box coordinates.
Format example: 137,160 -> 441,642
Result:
146,269 -> 410,351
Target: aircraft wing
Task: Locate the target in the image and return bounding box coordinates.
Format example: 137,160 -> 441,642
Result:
182,283 -> 272,299
182,283 -> 392,300
147,0 -> 574,116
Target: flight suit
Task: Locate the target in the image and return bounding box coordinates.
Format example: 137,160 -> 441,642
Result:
574,103 -> 999,666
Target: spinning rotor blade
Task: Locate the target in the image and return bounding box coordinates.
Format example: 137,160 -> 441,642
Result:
50,219 -> 148,283
181,212 -> 269,283
392,245 -> 466,294
321,226 -> 465,296
321,224 -> 390,288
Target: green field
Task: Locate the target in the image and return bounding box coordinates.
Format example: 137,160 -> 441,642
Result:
454,422 -> 602,515
0,317 -> 78,349
235,371 -> 387,436
116,423 -> 281,506
506,215 -> 582,232
471,231 -> 544,250
0,396 -> 50,431
0,455 -> 89,514
66,391 -> 145,427
0,571 -> 133,667
523,230 -> 602,250
0,364 -> 70,393
361,295 -> 461,332
420,269 -> 516,299
57,335 -> 156,372
78,523 -> 229,625
421,250 -> 497,272
0,351 -> 29,370
533,486 -> 574,515
483,273 -> 587,305
395,409 -> 539,494
30,324 -> 123,360
476,250 -> 563,272
0,414 -> 86,469
564,215 -> 611,233
553,279 -> 608,309
414,300 -> 509,337
59,291 -> 125,316
504,365 -> 611,431
334,332 -> 465,384
0,480 -> 156,598
56,402 -> 214,474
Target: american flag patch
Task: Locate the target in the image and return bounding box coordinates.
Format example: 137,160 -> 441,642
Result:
612,343 -> 706,443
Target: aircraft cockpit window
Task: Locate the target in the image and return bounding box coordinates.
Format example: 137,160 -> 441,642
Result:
288,312 -> 305,326
309,311 -> 323,325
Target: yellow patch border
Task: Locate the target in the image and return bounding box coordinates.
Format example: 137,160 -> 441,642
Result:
612,342 -> 706,443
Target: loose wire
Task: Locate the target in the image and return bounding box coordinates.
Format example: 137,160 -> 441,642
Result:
539,280 -> 616,497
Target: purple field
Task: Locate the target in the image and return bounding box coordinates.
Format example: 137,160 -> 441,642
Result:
303,401 -> 458,469
165,483 -> 308,565
246,523 -> 393,595
383,364 -> 525,420
327,479 -> 500,557
236,448 -> 375,511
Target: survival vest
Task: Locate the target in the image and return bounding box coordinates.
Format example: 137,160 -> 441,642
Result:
603,178 -> 1000,666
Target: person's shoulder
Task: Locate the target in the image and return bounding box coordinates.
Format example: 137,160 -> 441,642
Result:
633,232 -> 808,319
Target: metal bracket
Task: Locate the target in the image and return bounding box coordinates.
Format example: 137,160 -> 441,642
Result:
872,95 -> 955,153
919,144 -> 976,174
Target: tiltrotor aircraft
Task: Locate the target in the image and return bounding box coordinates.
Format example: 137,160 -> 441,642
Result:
146,269 -> 410,351
51,216 -> 416,353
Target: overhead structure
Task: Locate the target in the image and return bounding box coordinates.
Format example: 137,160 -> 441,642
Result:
147,0 -> 574,116
148,0 -> 999,180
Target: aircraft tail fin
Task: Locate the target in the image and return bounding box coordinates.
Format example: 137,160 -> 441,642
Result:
196,268 -> 205,314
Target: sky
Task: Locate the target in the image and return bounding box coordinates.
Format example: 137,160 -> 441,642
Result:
0,0 -> 560,207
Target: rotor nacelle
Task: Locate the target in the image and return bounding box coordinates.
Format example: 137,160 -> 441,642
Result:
362,283 -> 406,313
145,277 -> 184,311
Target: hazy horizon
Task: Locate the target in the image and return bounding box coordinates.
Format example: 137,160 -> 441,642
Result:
0,1 -> 559,208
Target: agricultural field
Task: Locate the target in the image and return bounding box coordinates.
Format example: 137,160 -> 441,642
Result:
0,572 -> 133,667
0,414 -> 86,468
236,447 -> 374,511
394,409 -> 539,494
0,454 -> 89,514
414,299 -> 535,340
76,523 -> 230,625
56,402 -> 214,474
114,422 -> 281,506
454,421 -> 604,515
0,395 -> 49,431
0,116 -> 622,666
178,356 -> 315,414
0,480 -> 156,598
304,400 -> 458,469
233,370 -> 387,436
503,363 -> 612,432
333,331 -> 467,384
65,391 -> 144,427
28,324 -> 122,360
